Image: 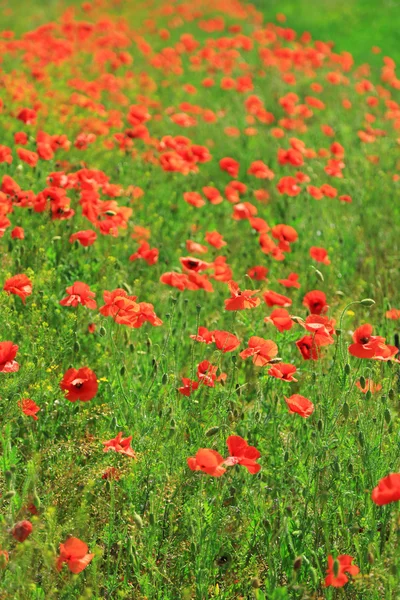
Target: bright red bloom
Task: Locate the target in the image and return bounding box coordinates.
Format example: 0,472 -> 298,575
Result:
247,266 -> 268,280
17,148 -> 38,167
205,231 -> 226,248
178,378 -> 199,396
69,230 -> 97,247
103,432 -> 136,458
4,274 -> 32,304
296,335 -> 320,360
348,324 -> 398,360
56,537 -> 94,574
11,520 -> 33,543
0,341 -> 19,373
129,241 -> 159,265
263,290 -> 292,308
213,330 -> 240,352
19,398 -> 40,420
310,246 -> 331,265
187,449 -> 226,477
325,555 -> 359,588
302,290 -> 328,314
186,240 -> 208,255
285,394 -> 314,417
386,308 -> 400,320
197,360 -> 226,387
302,314 -> 336,346
60,282 -> 97,309
268,363 -> 297,382
190,326 -> 214,344
60,367 -> 98,402
219,157 -> 240,178
278,272 -> 300,288
271,224 -> 298,252
371,473 -> 400,505
99,289 -> 139,324
240,337 -> 278,366
11,227 -> 24,239
180,256 -> 210,272
225,436 -> 261,474
224,280 -> 260,311
265,308 -> 293,332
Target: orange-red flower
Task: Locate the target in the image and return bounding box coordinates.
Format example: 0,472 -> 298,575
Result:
60,367 -> 98,402
60,282 -> 97,309
325,555 -> 359,588
69,230 -> 97,247
11,520 -> 33,543
371,473 -> 400,505
240,337 -> 278,366
4,274 -> 32,304
103,432 -> 136,458
224,280 -> 260,311
264,308 -> 293,332
278,272 -> 300,288
19,398 -> 40,420
302,290 -> 328,314
0,341 -> 19,373
296,335 -> 320,360
56,537 -> 94,574
268,363 -> 297,382
129,241 -> 159,265
263,290 -> 292,307
285,394 -> 314,417
225,436 -> 261,474
310,246 -> 330,265
187,449 -> 226,477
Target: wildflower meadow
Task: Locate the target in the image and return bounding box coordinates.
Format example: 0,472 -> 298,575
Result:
1,0 -> 400,598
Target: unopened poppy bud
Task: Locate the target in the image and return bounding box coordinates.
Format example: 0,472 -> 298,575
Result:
206,426 -> 220,437
149,512 -> 155,526
315,269 -> 324,282
317,419 -> 323,431
343,402 -> 349,419
120,365 -> 125,376
4,470 -> 12,482
290,316 -> 303,324
269,357 -> 282,364
196,304 -> 201,314
360,298 -> 375,307
162,373 -> 168,384
170,296 -> 177,305
368,551 -> 374,564
231,355 -> 237,364
358,431 -> 364,446
384,408 -> 391,424
310,567 -> 318,585
99,326 -> 106,337
344,363 -> 351,375
4,491 -> 15,499
251,577 -> 261,588
146,338 -> 152,349
359,376 -> 366,388
74,341 -> 80,353
381,395 -> 387,404
284,451 -> 289,462
132,512 -> 143,529
293,556 -> 302,571
11,520 -> 33,543
365,390 -> 372,401
129,343 -> 134,353
388,389 -> 395,401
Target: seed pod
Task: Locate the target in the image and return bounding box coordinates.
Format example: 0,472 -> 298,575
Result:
359,431 -> 364,447
132,512 -> 143,529
206,426 -> 220,437
359,376 -> 366,389
317,419 -> 323,431
120,365 -> 125,376
348,462 -> 353,474
344,363 -> 351,375
315,269 -> 324,282
343,402 -> 349,419
99,326 -> 106,337
384,408 -> 391,424
365,390 -> 372,401
4,470 -> 12,482
149,513 -> 155,526
388,389 -> 395,401
162,373 -> 168,385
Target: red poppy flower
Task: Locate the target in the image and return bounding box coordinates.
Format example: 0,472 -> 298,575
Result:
264,308 -> 293,332
197,360 -> 226,387
325,555 -> 359,588
205,231 -> 226,248
278,272 -> 300,288
296,335 -> 320,360
356,379 -> 382,394
56,537 -> 94,574
103,432 -> 136,458
285,394 -> 314,417
11,520 -> 33,543
183,191 -> 205,208
0,341 -> 19,373
187,449 -> 226,477
371,473 -> 400,505
224,280 -> 260,311
247,160 -> 274,179
271,224 -> 298,252
99,289 -> 140,324
186,240 -> 208,255
310,246 -> 331,265
348,324 -> 384,359
60,282 -> 97,309
268,363 -> 297,382
0,549 -> 8,567
69,230 -> 97,247
213,330 -> 241,352
60,367 -> 98,402
19,398 -> 40,420
190,326 -> 214,344
224,436 -> 261,474
302,314 -> 336,346
129,241 -> 159,265
263,290 -> 292,308
240,337 -> 278,366
302,290 -> 328,314
386,308 -> 400,320
180,256 -> 210,272
247,266 -> 268,281
11,227 -> 24,239
219,157 -> 240,178
178,377 -> 199,396
4,274 -> 32,304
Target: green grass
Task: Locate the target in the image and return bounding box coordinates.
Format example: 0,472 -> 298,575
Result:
0,1 -> 400,599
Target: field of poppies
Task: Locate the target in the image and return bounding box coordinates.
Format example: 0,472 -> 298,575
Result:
1,0 -> 400,598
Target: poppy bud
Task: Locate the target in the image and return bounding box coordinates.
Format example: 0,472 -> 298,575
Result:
360,298 -> 375,306
290,316 -> 303,324
205,426 -> 220,437
358,431 -> 364,446
251,577 -> 261,588
284,451 -> 289,462
74,341 -> 80,353
310,567 -> 318,585
342,402 -> 349,419
11,520 -> 33,543
4,491 -> 15,499
293,556 -> 302,571
99,326 -> 106,337
359,376 -> 366,389
381,395 -> 387,404
368,551 -> 374,565
4,470 -> 12,482
384,408 -> 391,424
388,389 -> 395,401
231,355 -> 237,364
196,304 -> 201,314
146,338 -> 152,349
315,269 -> 324,282
149,513 -> 155,526
170,296 -> 177,305
132,512 -> 143,529
365,390 -> 372,401
120,365 -> 125,376
317,419 -> 323,431
162,373 -> 168,384
344,363 -> 351,375
129,343 -> 134,353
